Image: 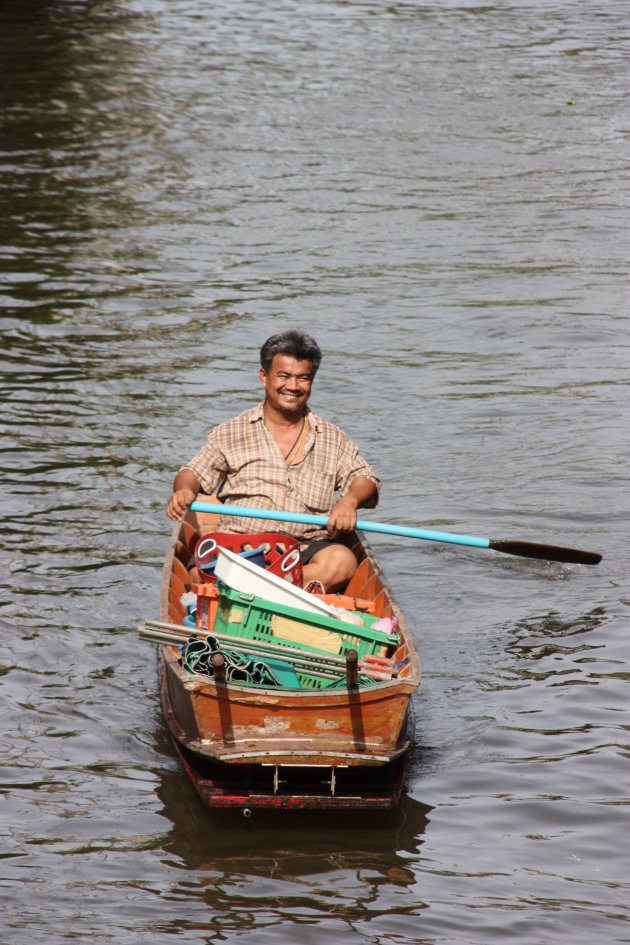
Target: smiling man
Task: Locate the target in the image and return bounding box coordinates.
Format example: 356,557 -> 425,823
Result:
166,330 -> 380,592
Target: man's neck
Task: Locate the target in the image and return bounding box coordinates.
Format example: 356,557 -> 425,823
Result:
263,400 -> 306,428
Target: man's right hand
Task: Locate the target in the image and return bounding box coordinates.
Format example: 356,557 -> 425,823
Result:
167,469 -> 202,520
167,488 -> 197,521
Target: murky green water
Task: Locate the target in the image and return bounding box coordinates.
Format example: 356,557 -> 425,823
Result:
1,1 -> 629,943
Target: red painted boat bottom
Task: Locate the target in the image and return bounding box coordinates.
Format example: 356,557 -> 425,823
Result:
172,737 -> 406,811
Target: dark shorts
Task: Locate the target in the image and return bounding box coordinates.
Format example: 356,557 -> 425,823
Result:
300,538 -> 339,565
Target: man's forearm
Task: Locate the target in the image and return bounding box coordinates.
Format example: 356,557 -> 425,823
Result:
173,468 -> 201,497
345,476 -> 379,509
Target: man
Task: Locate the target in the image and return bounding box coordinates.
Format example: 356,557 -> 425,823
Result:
167,330 -> 380,593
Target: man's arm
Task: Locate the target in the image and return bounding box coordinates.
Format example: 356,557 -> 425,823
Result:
326,476 -> 378,536
167,468 -> 202,521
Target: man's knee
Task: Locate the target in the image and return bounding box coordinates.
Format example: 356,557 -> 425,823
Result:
327,544 -> 357,575
303,543 -> 357,591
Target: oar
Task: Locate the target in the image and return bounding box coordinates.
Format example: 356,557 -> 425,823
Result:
189,501 -> 602,566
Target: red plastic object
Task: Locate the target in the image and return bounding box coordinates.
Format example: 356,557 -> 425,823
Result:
193,583 -> 220,630
194,531 -> 303,586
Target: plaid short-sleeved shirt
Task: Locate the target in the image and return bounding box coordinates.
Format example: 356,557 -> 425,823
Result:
181,402 -> 380,541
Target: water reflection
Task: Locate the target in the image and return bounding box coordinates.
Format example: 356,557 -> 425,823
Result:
152,720 -> 430,883
0,0 -> 152,322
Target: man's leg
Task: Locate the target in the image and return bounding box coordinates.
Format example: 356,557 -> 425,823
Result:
302,544 -> 357,593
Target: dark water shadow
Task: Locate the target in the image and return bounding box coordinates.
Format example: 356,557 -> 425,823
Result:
0,0 -> 148,324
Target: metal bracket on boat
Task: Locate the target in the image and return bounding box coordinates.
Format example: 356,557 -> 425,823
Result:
262,763 -> 349,797
260,764 -> 289,794
323,767 -> 336,797
272,765 -> 284,795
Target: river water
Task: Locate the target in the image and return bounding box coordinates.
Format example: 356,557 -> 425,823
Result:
1,1 -> 629,943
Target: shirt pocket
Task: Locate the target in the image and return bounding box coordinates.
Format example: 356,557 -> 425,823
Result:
297,469 -> 336,515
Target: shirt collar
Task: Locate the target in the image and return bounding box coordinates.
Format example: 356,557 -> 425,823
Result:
252,401 -> 316,428
251,401 -> 266,422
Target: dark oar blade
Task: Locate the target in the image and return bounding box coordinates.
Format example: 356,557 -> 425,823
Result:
489,540 -> 602,566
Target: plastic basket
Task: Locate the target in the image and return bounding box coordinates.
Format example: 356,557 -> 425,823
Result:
195,531 -> 302,586
213,580 -> 398,660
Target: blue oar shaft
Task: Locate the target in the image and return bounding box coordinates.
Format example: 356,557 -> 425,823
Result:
189,501 -> 490,550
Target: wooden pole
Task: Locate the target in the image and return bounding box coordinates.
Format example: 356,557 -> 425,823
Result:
211,652 -> 226,681
346,649 -> 359,687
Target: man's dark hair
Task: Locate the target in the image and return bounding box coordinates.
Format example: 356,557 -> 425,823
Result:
260,330 -> 322,376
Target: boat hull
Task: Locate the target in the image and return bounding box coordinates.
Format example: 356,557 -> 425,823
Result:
157,502 -> 421,809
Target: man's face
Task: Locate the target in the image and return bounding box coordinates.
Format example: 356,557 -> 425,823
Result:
260,354 -> 314,417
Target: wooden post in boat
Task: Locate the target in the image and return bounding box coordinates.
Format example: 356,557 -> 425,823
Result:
211,652 -> 226,682
346,649 -> 359,687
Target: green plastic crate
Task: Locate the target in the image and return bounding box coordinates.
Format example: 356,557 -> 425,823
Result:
213,579 -> 398,661
296,670 -> 378,691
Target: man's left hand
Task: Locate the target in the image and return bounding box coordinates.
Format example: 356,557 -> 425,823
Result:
326,495 -> 359,536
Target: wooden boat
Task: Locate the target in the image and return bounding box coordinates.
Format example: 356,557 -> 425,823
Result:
150,501 -> 421,811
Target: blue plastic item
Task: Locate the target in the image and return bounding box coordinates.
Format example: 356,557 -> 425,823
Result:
200,545 -> 266,578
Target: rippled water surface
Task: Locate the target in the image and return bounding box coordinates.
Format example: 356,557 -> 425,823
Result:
1,1 -> 629,943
